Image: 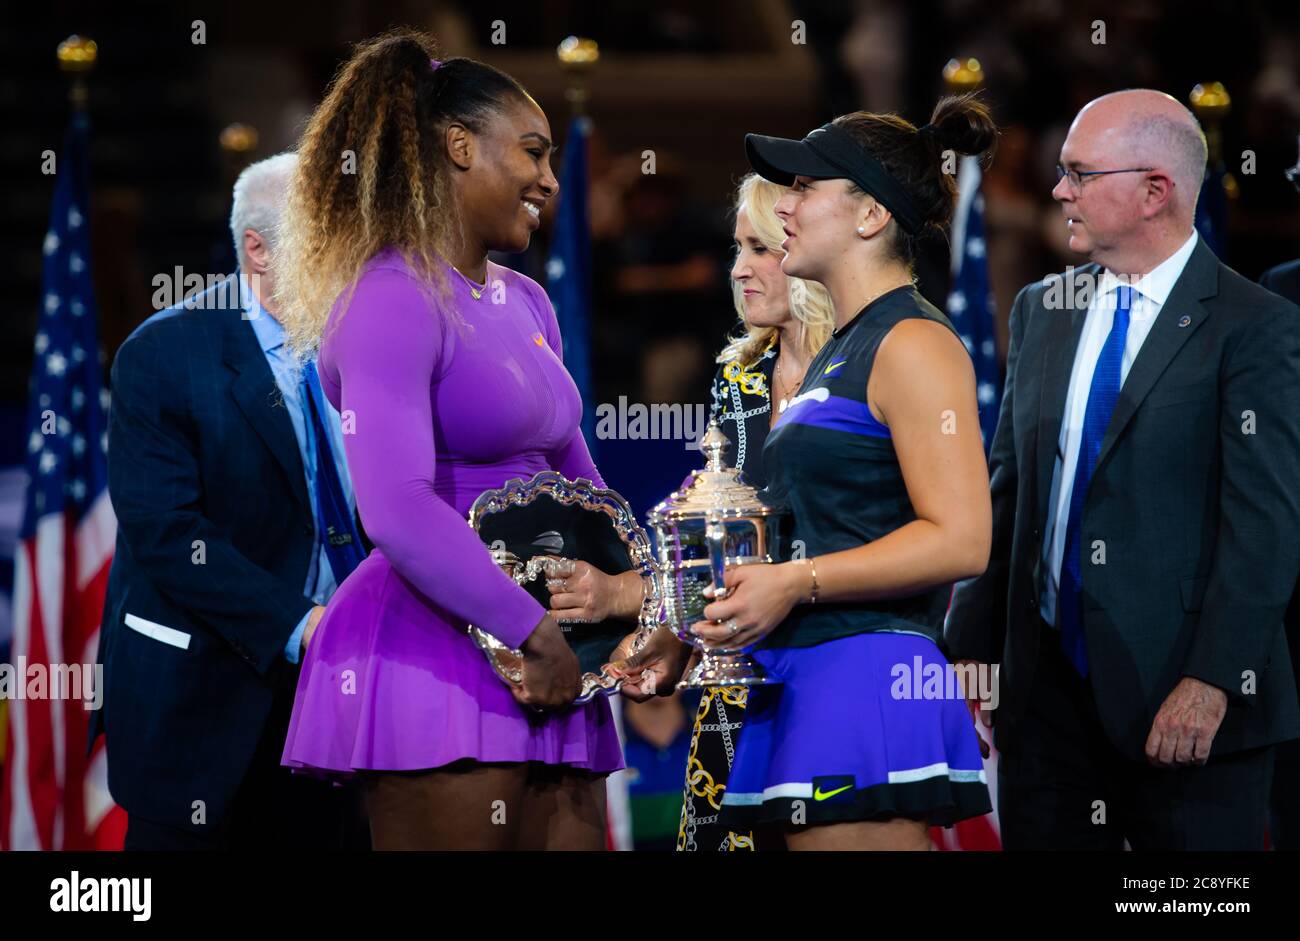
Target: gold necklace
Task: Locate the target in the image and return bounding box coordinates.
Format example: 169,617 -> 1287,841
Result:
774,353 -> 806,413
453,265 -> 488,300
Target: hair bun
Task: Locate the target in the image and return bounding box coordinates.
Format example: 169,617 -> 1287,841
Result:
927,92 -> 997,158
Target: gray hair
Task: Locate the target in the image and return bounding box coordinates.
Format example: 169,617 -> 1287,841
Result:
229,152 -> 298,269
1128,114 -> 1208,214
1091,90 -> 1209,218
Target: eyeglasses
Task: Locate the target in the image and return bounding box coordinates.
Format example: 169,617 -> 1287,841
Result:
1286,163 -> 1300,194
1055,164 -> 1155,192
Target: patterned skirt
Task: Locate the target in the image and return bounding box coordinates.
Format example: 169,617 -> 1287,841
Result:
676,686 -> 759,851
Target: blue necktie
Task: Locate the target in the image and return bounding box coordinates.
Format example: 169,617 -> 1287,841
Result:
300,360 -> 365,582
1057,285 -> 1133,676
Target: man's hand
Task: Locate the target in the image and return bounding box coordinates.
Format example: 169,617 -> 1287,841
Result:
954,658 -> 993,759
1145,676 -> 1228,768
300,605 -> 327,659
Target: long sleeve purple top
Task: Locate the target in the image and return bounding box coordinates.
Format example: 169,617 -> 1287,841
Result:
316,249 -> 604,649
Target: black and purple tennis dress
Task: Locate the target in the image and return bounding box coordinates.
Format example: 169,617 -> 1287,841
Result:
719,286 -> 992,828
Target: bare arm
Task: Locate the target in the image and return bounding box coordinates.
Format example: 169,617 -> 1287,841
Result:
807,318 -> 992,602
695,319 -> 992,648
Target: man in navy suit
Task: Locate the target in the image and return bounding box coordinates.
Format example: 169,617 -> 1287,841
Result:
92,153 -> 365,849
948,91 -> 1300,850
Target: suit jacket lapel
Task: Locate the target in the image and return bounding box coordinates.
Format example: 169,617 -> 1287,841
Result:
1033,265 -> 1092,528
1092,239 -> 1218,476
219,287 -> 312,517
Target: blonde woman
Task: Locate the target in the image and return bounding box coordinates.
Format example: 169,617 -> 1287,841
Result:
709,173 -> 834,484
611,174 -> 833,851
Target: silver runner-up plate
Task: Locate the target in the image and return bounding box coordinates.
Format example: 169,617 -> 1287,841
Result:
466,471 -> 662,705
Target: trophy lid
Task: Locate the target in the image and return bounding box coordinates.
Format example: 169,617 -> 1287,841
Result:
648,421 -> 777,522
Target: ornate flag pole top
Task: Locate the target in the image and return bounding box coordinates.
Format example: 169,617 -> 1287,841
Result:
943,56 -> 983,93
557,36 -> 599,115
219,123 -> 259,155
57,35 -> 97,110
1190,81 -> 1238,200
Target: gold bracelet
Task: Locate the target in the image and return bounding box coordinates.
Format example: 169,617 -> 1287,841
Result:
805,557 -> 819,604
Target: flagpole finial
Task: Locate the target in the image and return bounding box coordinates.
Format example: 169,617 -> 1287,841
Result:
1189,81 -> 1231,122
1190,82 -> 1231,163
220,123 -> 260,155
557,36 -> 599,114
58,35 -> 97,110
1190,83 -> 1235,198
57,35 -> 97,72
220,123 -> 260,181
557,36 -> 599,69
943,57 -> 983,94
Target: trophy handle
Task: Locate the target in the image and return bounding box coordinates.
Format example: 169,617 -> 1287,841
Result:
706,517 -> 729,601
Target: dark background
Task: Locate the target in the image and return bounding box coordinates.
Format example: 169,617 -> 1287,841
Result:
2,0 -> 1299,853
2,0 -> 1299,612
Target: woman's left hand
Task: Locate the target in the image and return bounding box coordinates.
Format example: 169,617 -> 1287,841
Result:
606,625 -> 693,701
546,559 -> 641,624
692,561 -> 808,650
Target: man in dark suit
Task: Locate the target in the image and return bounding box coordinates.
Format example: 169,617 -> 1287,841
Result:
1261,258 -> 1300,303
947,90 -> 1300,850
92,154 -> 366,849
1258,133 -> 1300,850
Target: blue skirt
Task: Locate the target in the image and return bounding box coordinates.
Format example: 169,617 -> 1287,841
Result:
718,631 -> 992,829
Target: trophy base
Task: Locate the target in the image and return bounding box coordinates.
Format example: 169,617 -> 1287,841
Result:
678,651 -> 781,688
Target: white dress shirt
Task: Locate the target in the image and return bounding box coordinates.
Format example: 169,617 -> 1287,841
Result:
244,294 -> 356,661
1039,230 -> 1200,626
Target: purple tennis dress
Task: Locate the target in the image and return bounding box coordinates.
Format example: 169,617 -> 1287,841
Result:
282,248 -> 624,777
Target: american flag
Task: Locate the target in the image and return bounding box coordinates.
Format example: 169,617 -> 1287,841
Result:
0,110 -> 125,850
1194,162 -> 1229,259
542,115 -> 633,846
946,155 -> 1002,454
938,155 -> 1004,851
545,115 -> 597,453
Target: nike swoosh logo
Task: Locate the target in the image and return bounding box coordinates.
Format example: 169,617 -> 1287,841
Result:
813,784 -> 853,801
823,360 -> 847,375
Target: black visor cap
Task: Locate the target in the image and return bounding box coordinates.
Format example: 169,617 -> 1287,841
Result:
744,133 -> 844,186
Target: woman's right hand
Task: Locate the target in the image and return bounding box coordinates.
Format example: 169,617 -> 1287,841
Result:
515,614 -> 583,711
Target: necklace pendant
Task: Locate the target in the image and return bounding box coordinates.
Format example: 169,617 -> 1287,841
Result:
778,398 -> 789,413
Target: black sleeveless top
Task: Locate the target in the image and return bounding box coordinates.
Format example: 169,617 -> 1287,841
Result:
760,286 -> 960,649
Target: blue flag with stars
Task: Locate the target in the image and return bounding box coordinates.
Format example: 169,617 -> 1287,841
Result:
24,110 -> 110,531
946,156 -> 1001,454
545,115 -> 597,454
1194,163 -> 1228,258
